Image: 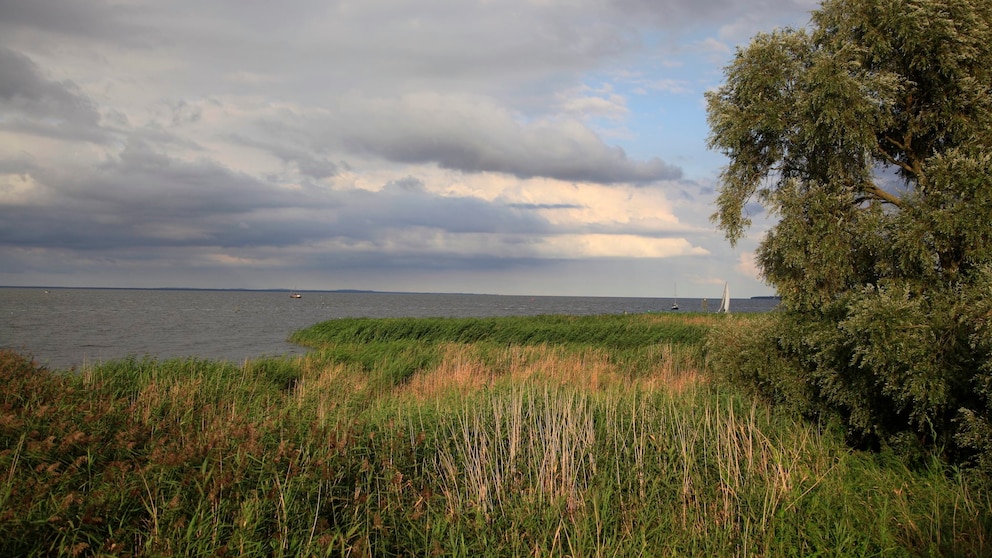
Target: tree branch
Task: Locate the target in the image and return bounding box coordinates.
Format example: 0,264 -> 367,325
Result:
880,138 -> 918,176
864,183 -> 902,207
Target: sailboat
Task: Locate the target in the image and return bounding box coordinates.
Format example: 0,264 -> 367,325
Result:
717,282 -> 730,313
670,283 -> 679,311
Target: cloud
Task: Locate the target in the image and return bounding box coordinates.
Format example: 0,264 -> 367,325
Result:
508,203 -> 586,211
537,234 -> 708,259
735,251 -> 762,281
0,136 -> 557,254
173,89 -> 676,185
0,0 -> 166,48
611,0 -> 815,28
323,92 -> 681,184
1,138 -> 310,251
558,87 -> 630,120
0,151 -> 38,175
228,131 -> 339,180
0,47 -> 108,141
0,131 -> 708,272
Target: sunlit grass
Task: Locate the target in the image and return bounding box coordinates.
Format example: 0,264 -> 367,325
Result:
0,313 -> 988,556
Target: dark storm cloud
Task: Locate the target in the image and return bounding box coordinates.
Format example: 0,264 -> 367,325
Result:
360,178 -> 550,235
320,93 -> 682,184
0,204 -> 168,251
196,177 -> 550,251
229,89 -> 682,185
0,47 -> 108,141
0,0 -> 165,48
69,141 -> 296,216
612,0 -> 815,27
205,181 -> 549,249
0,136 -> 550,253
352,127 -> 680,184
0,142 -> 304,251
299,249 -> 551,276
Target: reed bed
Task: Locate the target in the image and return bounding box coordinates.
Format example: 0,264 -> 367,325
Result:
1,313 -> 988,556
289,313 -> 711,349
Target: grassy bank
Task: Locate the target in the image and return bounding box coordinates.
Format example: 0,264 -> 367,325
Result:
1,313 -> 988,556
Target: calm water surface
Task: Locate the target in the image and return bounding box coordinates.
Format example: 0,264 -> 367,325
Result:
0,288 -> 778,370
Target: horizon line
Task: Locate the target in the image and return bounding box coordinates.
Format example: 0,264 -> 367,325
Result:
1,285 -> 779,299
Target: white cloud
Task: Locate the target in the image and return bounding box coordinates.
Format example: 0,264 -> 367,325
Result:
538,234 -> 708,258
558,92 -> 629,120
698,37 -> 733,58
735,251 -> 762,281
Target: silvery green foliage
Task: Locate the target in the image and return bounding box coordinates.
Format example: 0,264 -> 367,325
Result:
706,0 -> 992,466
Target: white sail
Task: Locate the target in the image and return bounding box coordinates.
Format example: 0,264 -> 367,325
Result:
718,282 -> 730,313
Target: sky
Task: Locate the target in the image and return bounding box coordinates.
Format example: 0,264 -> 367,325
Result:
0,0 -> 818,298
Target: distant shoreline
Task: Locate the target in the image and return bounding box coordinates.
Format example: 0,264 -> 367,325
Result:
1,285 -> 781,299
1,286 -> 451,295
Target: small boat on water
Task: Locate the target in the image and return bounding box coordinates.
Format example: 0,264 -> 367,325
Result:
670,283 -> 679,311
290,292 -> 302,299
717,282 -> 730,313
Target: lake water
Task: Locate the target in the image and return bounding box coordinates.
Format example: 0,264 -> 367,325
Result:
0,288 -> 779,370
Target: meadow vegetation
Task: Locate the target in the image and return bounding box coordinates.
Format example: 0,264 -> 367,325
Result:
1,312 -> 989,556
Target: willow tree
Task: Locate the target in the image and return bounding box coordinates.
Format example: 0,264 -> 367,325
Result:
706,0 -> 992,467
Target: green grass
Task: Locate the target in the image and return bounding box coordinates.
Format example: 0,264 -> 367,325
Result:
1,313 -> 988,556
290,313 -> 713,348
